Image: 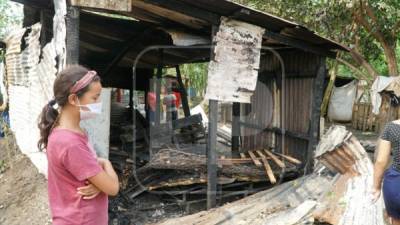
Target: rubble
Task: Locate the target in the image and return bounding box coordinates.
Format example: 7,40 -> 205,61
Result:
154,125 -> 386,225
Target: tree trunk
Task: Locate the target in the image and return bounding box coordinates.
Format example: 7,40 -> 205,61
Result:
347,48 -> 378,79
382,42 -> 398,76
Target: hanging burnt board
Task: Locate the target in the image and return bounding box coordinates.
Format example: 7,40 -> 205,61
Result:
70,0 -> 131,12
205,17 -> 265,103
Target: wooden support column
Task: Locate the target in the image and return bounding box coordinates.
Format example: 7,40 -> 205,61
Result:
175,65 -> 190,117
306,57 -> 327,174
65,5 -> 80,65
207,25 -> 218,210
155,49 -> 163,126
39,10 -> 47,47
129,87 -> 133,112
231,102 -> 240,153
207,99 -> 218,209
144,88 -> 149,121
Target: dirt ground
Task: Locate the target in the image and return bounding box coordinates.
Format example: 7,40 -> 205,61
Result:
0,139 -> 51,225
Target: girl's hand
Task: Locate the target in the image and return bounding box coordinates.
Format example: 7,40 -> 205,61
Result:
77,181 -> 101,199
371,188 -> 381,203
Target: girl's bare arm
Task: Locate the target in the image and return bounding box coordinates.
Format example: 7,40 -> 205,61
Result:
88,158 -> 119,196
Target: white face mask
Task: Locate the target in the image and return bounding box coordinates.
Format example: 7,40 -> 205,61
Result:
76,99 -> 102,120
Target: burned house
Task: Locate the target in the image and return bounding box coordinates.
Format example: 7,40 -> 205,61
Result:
2,0 -> 348,223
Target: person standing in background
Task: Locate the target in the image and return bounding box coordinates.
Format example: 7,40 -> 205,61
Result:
163,82 -> 177,121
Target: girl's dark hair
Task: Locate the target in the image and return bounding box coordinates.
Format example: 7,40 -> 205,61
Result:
37,65 -> 101,150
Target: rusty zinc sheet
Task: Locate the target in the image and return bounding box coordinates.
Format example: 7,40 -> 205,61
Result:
205,17 -> 265,103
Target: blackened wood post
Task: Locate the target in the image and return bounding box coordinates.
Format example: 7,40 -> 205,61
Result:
39,10 -> 47,47
207,99 -> 218,209
175,65 -> 190,117
231,102 -> 240,153
306,57 -> 326,174
155,49 -> 163,126
144,89 -> 149,121
207,25 -> 219,210
129,87 -> 133,111
65,5 -> 80,65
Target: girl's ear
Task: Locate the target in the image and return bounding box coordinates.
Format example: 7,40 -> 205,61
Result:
68,94 -> 79,106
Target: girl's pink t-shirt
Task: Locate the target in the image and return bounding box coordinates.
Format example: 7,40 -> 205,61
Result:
46,128 -> 108,225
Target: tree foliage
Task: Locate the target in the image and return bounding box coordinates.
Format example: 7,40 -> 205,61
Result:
0,0 -> 22,40
235,0 -> 400,79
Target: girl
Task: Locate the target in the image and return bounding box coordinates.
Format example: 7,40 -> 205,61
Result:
38,65 -> 119,225
373,120 -> 400,225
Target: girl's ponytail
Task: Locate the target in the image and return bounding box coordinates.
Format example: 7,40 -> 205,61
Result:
37,99 -> 59,150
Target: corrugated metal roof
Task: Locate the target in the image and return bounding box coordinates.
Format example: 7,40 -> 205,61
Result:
11,0 -> 347,90
12,0 -> 345,52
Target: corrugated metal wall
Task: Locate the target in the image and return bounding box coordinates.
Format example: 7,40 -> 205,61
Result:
241,50 -> 323,162
4,20 -> 112,174
4,23 -> 51,175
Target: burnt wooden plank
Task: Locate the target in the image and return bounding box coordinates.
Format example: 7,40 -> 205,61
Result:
71,0 -> 131,11
175,65 -> 190,117
218,157 -> 272,165
239,122 -> 311,141
271,151 -> 302,165
248,151 -> 263,167
263,149 -> 285,168
232,102 -> 241,152
102,29 -> 155,78
132,0 -> 208,29
256,151 -> 276,184
155,49 -> 163,126
306,57 -> 326,173
206,25 -> 219,210
172,114 -> 202,129
66,5 -> 80,64
207,99 -> 218,209
263,31 -> 337,58
138,0 -> 220,25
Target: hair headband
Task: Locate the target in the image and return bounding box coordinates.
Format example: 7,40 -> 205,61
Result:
70,70 -> 97,94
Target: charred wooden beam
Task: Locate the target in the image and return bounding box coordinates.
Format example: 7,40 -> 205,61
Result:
100,67 -> 151,90
155,49 -> 163,126
231,102 -> 240,152
39,10 -> 53,46
306,57 -> 326,174
131,0 -> 209,29
239,121 -> 310,141
206,25 -> 219,210
102,29 -> 155,78
258,71 -> 321,78
175,65 -> 190,117
172,113 -> 202,129
66,5 -> 80,64
13,0 -> 53,10
138,0 -> 220,25
263,30 -> 337,58
207,99 -> 218,209
23,5 -> 40,27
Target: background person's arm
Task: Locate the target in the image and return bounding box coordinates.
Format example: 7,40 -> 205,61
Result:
372,139 -> 391,202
